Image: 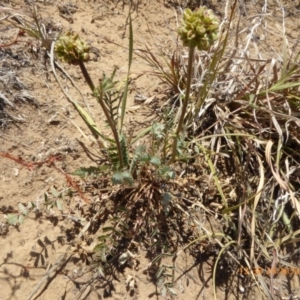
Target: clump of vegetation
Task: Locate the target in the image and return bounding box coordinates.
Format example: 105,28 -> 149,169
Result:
2,1 -> 300,299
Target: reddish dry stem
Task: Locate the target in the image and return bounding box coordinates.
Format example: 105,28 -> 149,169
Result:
0,152 -> 61,170
0,152 -> 89,203
0,29 -> 25,48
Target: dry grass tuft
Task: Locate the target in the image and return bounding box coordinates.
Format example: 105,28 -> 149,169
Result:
167,0 -> 300,297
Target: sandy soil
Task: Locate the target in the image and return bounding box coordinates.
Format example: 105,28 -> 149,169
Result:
1,1 -> 300,299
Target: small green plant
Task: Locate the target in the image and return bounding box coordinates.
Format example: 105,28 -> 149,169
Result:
156,263 -> 177,297
53,19 -> 180,186
6,202 -> 31,225
5,186 -> 67,226
43,187 -> 65,211
54,30 -> 130,172
51,18 -> 181,284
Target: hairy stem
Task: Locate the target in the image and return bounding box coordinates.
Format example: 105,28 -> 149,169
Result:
78,61 -> 95,91
170,46 -> 195,163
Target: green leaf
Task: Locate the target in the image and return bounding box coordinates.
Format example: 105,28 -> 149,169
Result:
156,266 -> 165,280
56,199 -> 63,210
97,235 -> 109,241
159,165 -> 175,179
98,266 -> 105,277
74,102 -> 106,141
120,134 -> 129,167
18,203 -> 28,216
131,126 -> 152,144
94,243 -> 107,251
73,166 -> 103,178
100,69 -> 122,127
168,287 -> 177,295
102,227 -> 114,232
130,145 -> 150,172
7,214 -> 19,225
162,192 -> 172,203
128,15 -> 133,70
150,156 -> 161,166
18,215 -> 24,224
50,187 -> 60,198
101,249 -> 107,262
162,193 -> 172,215
151,123 -> 165,139
112,170 -> 133,185
161,286 -> 167,297
119,14 -> 133,133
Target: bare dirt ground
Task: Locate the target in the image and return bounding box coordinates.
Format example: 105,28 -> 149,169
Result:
1,1 -> 300,299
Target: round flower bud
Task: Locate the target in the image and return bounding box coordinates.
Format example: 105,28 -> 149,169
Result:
55,32 -> 90,64
178,7 -> 219,50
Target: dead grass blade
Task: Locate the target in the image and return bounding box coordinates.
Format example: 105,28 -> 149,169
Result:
135,45 -> 184,96
250,154 -> 264,262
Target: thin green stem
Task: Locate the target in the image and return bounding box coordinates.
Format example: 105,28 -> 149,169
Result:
170,46 -> 195,163
79,61 -> 124,169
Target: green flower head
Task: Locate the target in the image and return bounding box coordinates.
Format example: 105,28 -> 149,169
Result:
55,32 -> 90,64
178,7 -> 219,50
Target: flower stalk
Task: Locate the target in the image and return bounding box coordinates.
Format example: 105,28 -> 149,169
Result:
55,32 -> 124,168
170,7 -> 219,163
170,46 -> 195,162
78,60 -> 95,91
